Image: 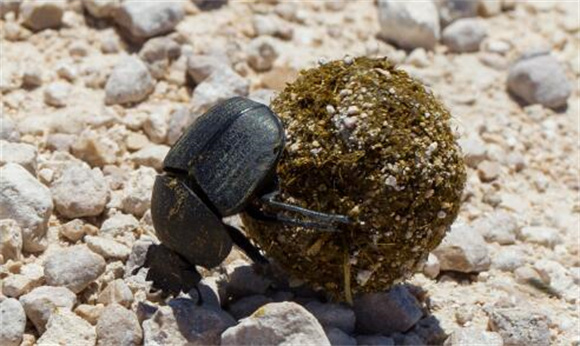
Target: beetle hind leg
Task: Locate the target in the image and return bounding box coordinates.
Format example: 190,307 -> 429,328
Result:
224,224 -> 268,265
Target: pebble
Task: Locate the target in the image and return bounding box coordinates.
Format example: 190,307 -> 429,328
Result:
19,286 -> 77,333
422,253 -> 440,279
44,245 -> 106,293
2,264 -> 44,297
377,0 -> 440,50
472,210 -> 518,245
514,265 -> 545,285
356,335 -> 395,346
228,295 -> 273,320
247,36 -> 279,72
224,259 -> 272,299
305,301 -> 356,333
438,0 -> 478,25
406,48 -> 430,68
56,63 -> 77,81
166,106 -> 192,145
507,55 -> 572,109
22,66 -> 43,88
20,0 -> 65,31
50,162 -> 109,218
192,0 -> 228,11
85,235 -> 131,260
252,15 -> 293,40
37,310 -> 96,346
433,223 -> 491,273
492,248 -> 525,272
0,298 -> 26,346
82,0 -> 119,19
518,226 -> 563,248
442,18 -> 487,53
534,260 -> 576,300
0,140 -> 38,175
72,129 -> 120,167
354,285 -> 423,335
114,2 -> 184,41
488,307 -> 550,345
43,81 -> 70,107
478,1 -> 502,17
96,303 -> 142,346
60,219 -> 89,242
139,37 -> 181,79
221,302 -> 330,346
190,67 -> 250,115
0,117 -> 20,142
143,298 -> 236,345
105,56 -> 155,105
186,54 -> 231,84
0,219 -> 23,263
444,328 -> 503,345
0,163 -> 53,252
326,327 -> 357,346
75,304 -> 105,325
130,144 -> 170,171
101,212 -> 139,238
121,166 -> 157,217
143,107 -> 170,144
125,132 -> 150,151
477,160 -> 501,182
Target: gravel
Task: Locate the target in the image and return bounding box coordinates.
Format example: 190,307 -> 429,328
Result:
433,223 -> 491,273
20,1 -> 64,31
96,303 -> 142,346
0,298 -> 26,346
37,310 -> 96,346
121,167 -> 157,217
44,81 -> 70,107
85,236 -> 131,260
19,286 -> 77,333
0,140 -> 38,175
44,245 -> 106,293
472,210 -> 518,245
0,219 -> 23,263
442,18 -> 487,53
114,2 -> 184,41
190,67 -> 250,115
105,56 -> 155,105
444,328 -> 503,345
488,307 -> 550,345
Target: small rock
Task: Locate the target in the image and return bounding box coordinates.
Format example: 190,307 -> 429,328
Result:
186,54 -> 231,84
0,298 -> 26,346
507,55 -> 572,109
247,36 -> 279,72
252,15 -> 293,40
492,248 -> 525,272
125,132 -> 150,151
20,0 -> 64,31
125,238 -> 154,277
121,166 -> 157,217
44,245 -> 106,293
228,295 -> 272,320
37,310 -> 96,346
114,2 -> 184,41
326,327 -> 356,346
422,253 -> 440,279
438,0 -> 478,25
0,219 -> 22,263
139,36 -> 181,79
60,219 -> 89,242
442,18 -> 487,53
86,236 -> 131,260
82,0 -> 119,18
2,263 -> 43,297
0,140 -> 37,174
0,1 -> 20,19
190,67 -> 250,115
377,0 -> 440,50
224,259 -> 271,299
514,265 -> 545,285
354,285 -> 423,335
19,286 -> 76,333
101,212 -> 140,238
44,82 -> 70,107
444,328 -> 503,345
143,107 -> 169,144
50,162 -> 109,218
167,106 -> 193,145
22,66 -> 43,88
0,163 -> 53,252
356,335 -> 395,346
0,117 -> 20,142
533,260 -> 575,300
97,279 -> 134,307
105,56 -> 155,105
96,303 -> 142,346
433,223 -> 491,273
143,298 -> 236,345
488,307 -> 550,345
56,63 -> 77,81
75,304 -> 105,325
46,133 -> 75,152
472,210 -> 518,245
477,160 -> 501,182
222,302 -> 330,346
130,144 -> 170,171
305,301 -> 356,333
518,226 -> 562,248
478,0 -> 502,17
406,48 -> 430,68
248,89 -> 276,106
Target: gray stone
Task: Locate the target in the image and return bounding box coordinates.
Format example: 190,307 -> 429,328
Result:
125,238 -> 154,277
20,0 -> 64,31
228,295 -> 272,320
60,219 -> 89,242
44,82 -> 70,107
422,253 -> 440,279
518,226 -> 562,248
326,327 -> 356,346
252,14 -> 293,40
115,2 -> 184,41
122,167 -> 157,217
186,54 -> 231,84
0,163 -> 53,252
44,245 -> 106,293
356,335 -> 395,345
492,248 -> 525,272
488,307 -> 550,345
225,259 -> 272,299
534,260 -> 576,301
305,301 -> 356,333
190,67 -> 250,115
0,117 -> 20,142
82,0 -> 119,18
507,55 -> 572,109
433,223 -> 491,273
139,37 -> 181,79
472,210 -> 518,245
71,129 -> 120,167
377,0 -> 440,50
19,286 -> 76,333
0,141 -> 37,174
409,315 -> 447,345
86,235 -> 131,260
514,266 -> 545,285
0,219 -> 22,263
2,263 -> 43,297
75,304 -> 105,325
247,36 -> 279,72
143,298 -> 236,345
130,144 -> 170,171
438,0 -> 478,25
105,56 -> 155,105
97,279 -> 134,307
442,18 -> 487,53
0,298 -> 26,346
50,162 -> 109,218
101,212 -> 140,238
444,328 -> 503,345
37,310 -> 96,346
354,285 -> 423,335
96,303 -> 142,346
221,302 -> 330,346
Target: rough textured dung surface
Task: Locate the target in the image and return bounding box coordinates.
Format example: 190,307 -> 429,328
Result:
244,57 -> 466,300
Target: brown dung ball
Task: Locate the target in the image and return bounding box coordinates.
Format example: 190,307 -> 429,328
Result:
242,56 -> 466,302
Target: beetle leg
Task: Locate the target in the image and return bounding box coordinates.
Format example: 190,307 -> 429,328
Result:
246,205 -> 343,232
224,224 -> 268,265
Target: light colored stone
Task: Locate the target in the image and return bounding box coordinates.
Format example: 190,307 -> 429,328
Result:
247,36 -> 279,72
190,67 -> 249,115
0,298 -> 26,346
186,54 -> 231,84
143,108 -> 169,144
438,0 -> 478,25
139,36 -> 181,79
472,210 -> 518,245
514,266 -> 545,285
422,253 -> 440,279
167,106 -> 192,145
19,286 -> 76,333
222,302 -> 330,346
125,132 -> 150,151
114,2 -> 184,41
130,144 -> 170,171
96,303 -> 142,346
442,18 -> 487,53
305,301 -> 356,333
0,140 -> 37,174
248,89 -> 275,106
488,307 -> 550,345
0,117 -> 20,142
22,66 -> 43,87
477,160 -> 501,182
97,279 -> 134,307
100,212 -> 139,238
75,304 -> 105,325
444,328 -> 503,345
82,0 -> 119,18
518,226 -> 562,248
377,0 -> 440,50
86,235 -> 131,260
3,263 -> 44,297
37,310 -> 96,346
433,223 -> 491,273
478,0 -> 502,17
60,219 -> 89,242
0,219 -> 22,263
44,245 -> 106,293
492,248 -> 525,272
0,163 -> 53,252
50,162 -> 109,218
252,15 -> 293,40
105,56 -> 155,105
121,166 -> 157,217
20,0 -> 65,31
507,55 -> 572,109
533,260 -> 576,300
44,82 -> 70,107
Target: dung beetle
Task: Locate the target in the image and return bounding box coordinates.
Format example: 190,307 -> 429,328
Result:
142,97 -> 351,297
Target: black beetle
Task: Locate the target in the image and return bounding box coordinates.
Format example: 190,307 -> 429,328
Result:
142,97 -> 350,297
